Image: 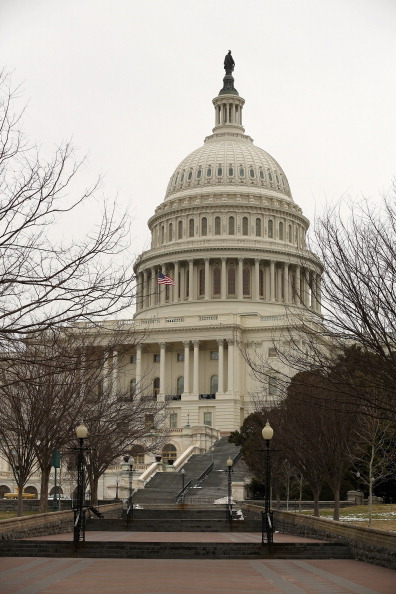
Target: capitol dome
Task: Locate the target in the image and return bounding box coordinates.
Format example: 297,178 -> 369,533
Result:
164,77 -> 292,202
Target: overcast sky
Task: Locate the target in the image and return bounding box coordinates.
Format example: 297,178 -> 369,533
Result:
1,0 -> 395,258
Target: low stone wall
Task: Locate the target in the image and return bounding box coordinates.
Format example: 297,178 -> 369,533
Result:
243,504 -> 396,570
0,503 -> 123,540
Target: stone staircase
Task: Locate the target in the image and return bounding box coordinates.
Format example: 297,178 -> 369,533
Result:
134,436 -> 248,505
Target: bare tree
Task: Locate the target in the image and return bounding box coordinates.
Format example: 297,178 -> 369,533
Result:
0,72 -> 135,363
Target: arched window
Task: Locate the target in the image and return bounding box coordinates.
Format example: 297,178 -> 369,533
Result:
186,269 -> 189,298
189,218 -> 195,237
268,376 -> 278,396
239,166 -> 245,177
162,443 -> 177,461
256,217 -> 262,237
178,220 -> 183,239
213,266 -> 221,295
217,165 -> 223,176
153,377 -> 160,397
228,165 -> 234,176
206,166 -> 212,177
187,170 -> 193,181
215,216 -> 221,235
268,171 -> 273,182
288,224 -> 292,243
242,216 -> 249,236
210,375 -> 218,394
259,168 -> 265,180
243,266 -> 250,296
161,225 -> 165,243
228,266 -> 236,295
168,222 -> 173,242
259,268 -> 264,297
228,216 -> 235,235
268,220 -> 273,238
201,217 -> 207,236
180,172 -> 184,184
196,167 -> 202,179
130,445 -> 145,465
177,376 -> 184,394
249,167 -> 255,178
130,378 -> 136,400
199,268 -> 205,296
279,221 -> 284,240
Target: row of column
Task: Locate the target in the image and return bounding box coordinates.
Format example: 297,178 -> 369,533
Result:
131,340 -> 235,398
137,259 -> 321,312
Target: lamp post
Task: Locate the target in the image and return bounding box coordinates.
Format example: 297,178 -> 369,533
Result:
211,446 -> 215,463
226,457 -> 233,522
122,455 -> 134,526
262,420 -> 274,545
114,475 -> 120,502
181,468 -> 186,503
73,422 -> 88,545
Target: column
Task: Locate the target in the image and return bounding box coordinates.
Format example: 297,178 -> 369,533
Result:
254,259 -> 260,300
103,350 -> 109,395
217,339 -> 224,393
137,273 -> 143,311
150,268 -> 156,307
283,263 -> 289,303
160,268 -> 166,305
237,258 -> 243,299
227,339 -> 234,393
270,261 -> 275,301
192,340 -> 200,395
204,258 -> 210,300
221,257 -> 226,300
111,350 -> 118,399
183,341 -> 190,394
174,261 -> 179,302
295,266 -> 301,305
159,342 -> 166,396
142,270 -> 148,308
188,260 -> 194,300
316,274 -> 321,313
136,345 -> 142,396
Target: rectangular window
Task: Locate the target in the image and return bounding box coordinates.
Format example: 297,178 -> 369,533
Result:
203,412 -> 212,426
268,348 -> 277,358
153,354 -> 160,363
145,414 -> 155,428
130,355 -> 137,364
177,353 -> 184,362
210,351 -> 219,360
268,376 -> 278,396
169,412 -> 178,428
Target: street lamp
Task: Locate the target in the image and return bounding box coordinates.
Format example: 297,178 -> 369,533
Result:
181,468 -> 186,503
211,446 -> 215,463
122,455 -> 134,526
226,457 -> 233,522
262,420 -> 274,545
73,422 -> 88,545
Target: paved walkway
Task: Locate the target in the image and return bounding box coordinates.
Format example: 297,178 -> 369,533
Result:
1,532 -> 395,593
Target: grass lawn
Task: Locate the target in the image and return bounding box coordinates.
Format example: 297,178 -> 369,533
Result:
300,504 -> 396,531
0,510 -> 39,520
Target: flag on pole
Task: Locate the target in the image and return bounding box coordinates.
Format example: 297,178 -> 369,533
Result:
158,272 -> 175,286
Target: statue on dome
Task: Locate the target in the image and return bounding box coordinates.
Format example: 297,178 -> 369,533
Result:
224,51 -> 235,75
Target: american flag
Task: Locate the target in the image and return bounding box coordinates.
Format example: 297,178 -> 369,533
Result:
158,272 -> 175,286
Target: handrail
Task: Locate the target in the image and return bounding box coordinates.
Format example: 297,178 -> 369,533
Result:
175,480 -> 192,503
194,462 -> 214,487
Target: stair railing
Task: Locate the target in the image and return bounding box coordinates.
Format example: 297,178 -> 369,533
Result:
175,479 -> 192,503
194,462 -> 214,487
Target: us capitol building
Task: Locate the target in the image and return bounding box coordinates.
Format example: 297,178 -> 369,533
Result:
0,56 -> 323,499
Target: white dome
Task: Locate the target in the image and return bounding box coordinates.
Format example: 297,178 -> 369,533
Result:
165,135 -> 292,201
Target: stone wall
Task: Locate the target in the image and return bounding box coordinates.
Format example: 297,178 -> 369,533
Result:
243,504 -> 396,570
0,503 -> 122,540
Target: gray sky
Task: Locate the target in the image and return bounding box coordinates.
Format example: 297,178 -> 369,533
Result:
2,0 -> 395,258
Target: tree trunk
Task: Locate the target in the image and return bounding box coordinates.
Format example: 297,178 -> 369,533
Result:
39,466 -> 51,513
333,485 -> 340,521
91,476 -> 99,506
17,484 -> 24,517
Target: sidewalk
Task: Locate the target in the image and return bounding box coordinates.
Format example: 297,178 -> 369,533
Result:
0,532 -> 395,593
